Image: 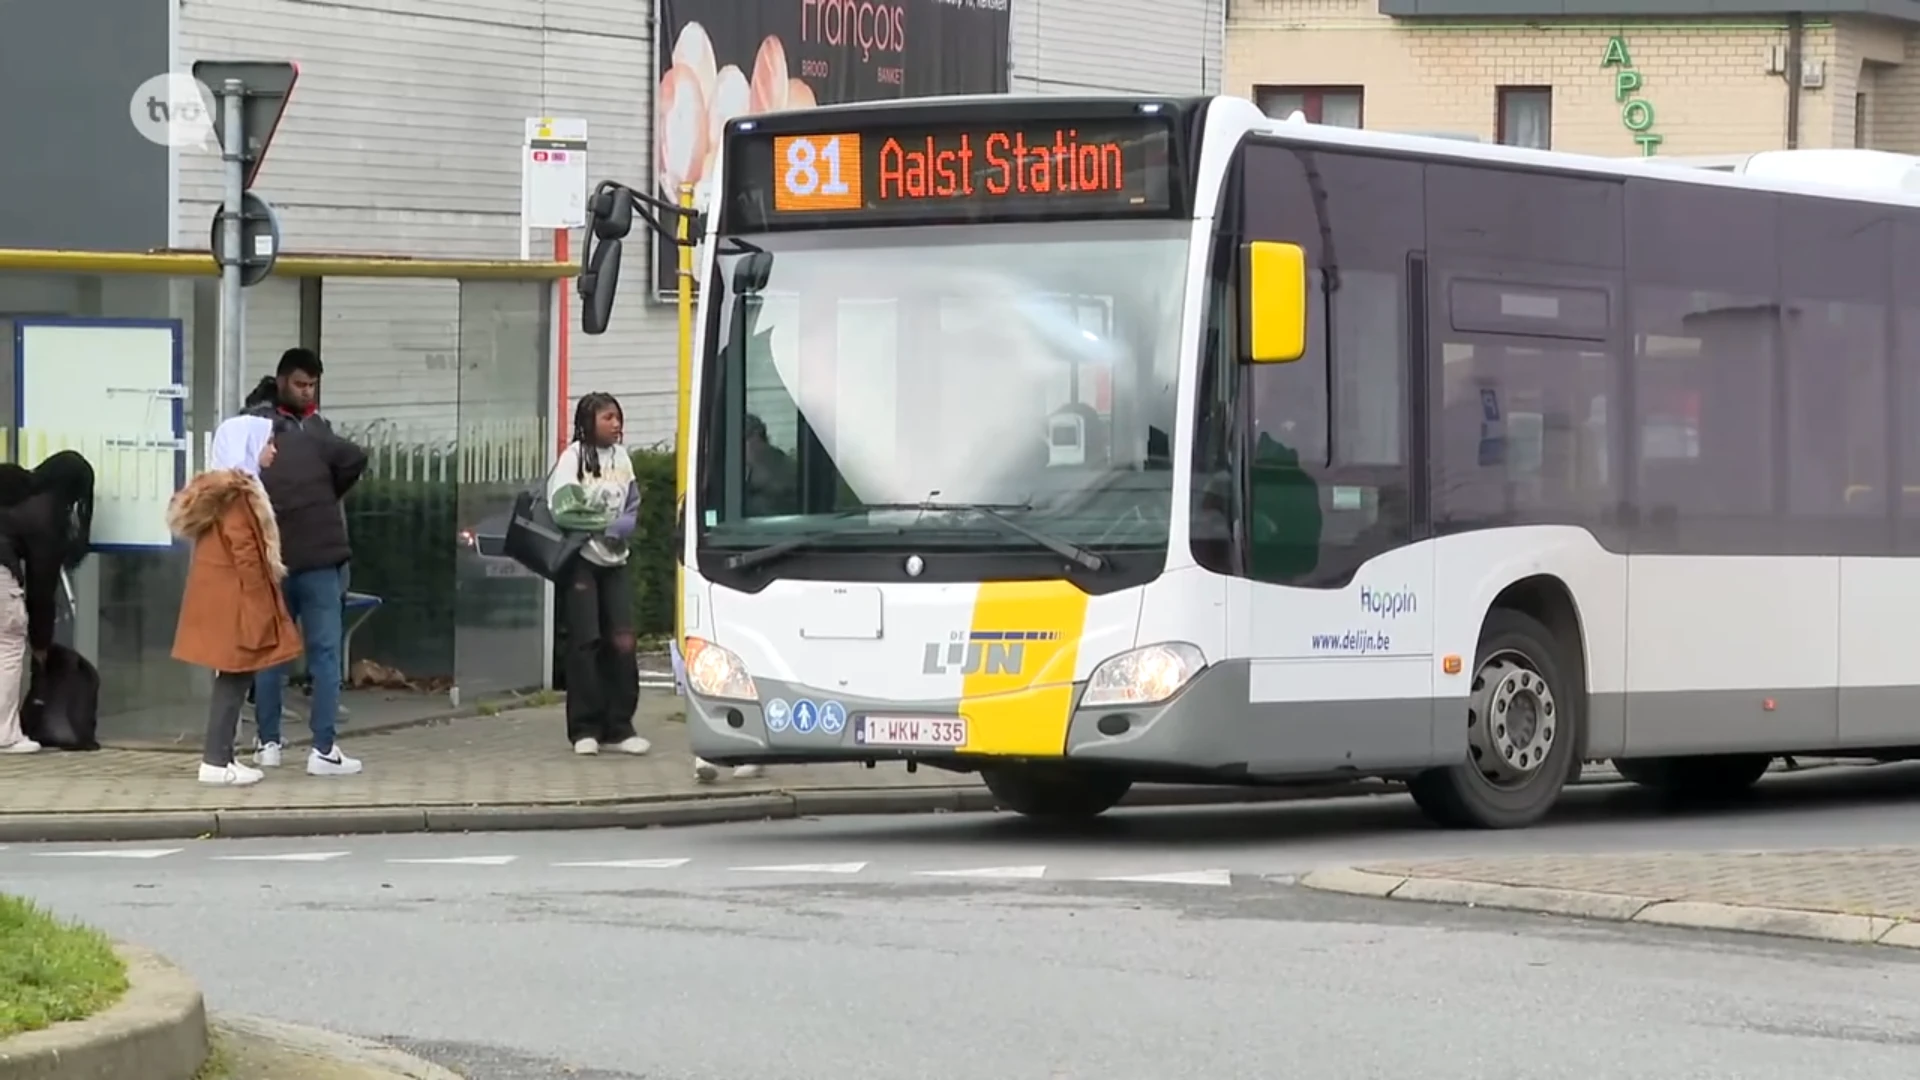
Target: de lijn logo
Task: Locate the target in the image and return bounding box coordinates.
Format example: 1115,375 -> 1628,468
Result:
129,73 -> 220,150
921,631 -> 1059,677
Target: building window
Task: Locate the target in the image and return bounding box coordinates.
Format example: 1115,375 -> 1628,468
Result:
1254,85 -> 1363,128
1496,87 -> 1552,149
1856,92 -> 1869,148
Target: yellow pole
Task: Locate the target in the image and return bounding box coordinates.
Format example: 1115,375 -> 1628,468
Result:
674,183 -> 695,665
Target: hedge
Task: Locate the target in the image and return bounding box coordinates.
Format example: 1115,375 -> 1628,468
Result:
340,442 -> 680,682
627,443 -> 678,638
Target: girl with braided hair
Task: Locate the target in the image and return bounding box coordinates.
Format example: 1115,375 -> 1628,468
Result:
548,392 -> 650,756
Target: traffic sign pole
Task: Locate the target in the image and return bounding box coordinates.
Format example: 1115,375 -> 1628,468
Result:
218,77 -> 246,419
193,59 -> 298,419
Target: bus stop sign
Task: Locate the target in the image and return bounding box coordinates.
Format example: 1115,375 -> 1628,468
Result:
191,60 -> 299,189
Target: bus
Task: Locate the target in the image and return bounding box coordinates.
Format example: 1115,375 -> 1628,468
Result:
576,93 -> 1920,829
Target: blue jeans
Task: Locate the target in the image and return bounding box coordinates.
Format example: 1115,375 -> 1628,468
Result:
254,565 -> 344,755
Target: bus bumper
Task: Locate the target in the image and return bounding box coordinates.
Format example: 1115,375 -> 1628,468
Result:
685,662 -> 1432,775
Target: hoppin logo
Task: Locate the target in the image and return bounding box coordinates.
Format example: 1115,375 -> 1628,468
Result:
128,73 -> 220,151
1359,586 -> 1417,619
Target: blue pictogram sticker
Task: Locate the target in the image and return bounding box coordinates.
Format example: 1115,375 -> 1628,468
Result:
820,700 -> 847,735
792,699 -> 819,734
765,698 -> 792,733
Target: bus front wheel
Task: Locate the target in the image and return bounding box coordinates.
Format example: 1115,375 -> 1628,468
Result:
1409,608 -> 1581,830
981,765 -> 1132,820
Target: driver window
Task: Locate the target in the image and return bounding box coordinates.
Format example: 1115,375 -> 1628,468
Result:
740,291 -> 803,518
1238,144 -> 1419,589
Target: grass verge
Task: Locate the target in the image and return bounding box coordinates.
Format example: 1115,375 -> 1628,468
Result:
0,894 -> 128,1038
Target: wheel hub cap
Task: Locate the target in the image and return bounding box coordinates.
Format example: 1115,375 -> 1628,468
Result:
1470,656 -> 1556,785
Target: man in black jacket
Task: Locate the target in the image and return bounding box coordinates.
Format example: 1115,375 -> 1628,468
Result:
244,347 -> 369,777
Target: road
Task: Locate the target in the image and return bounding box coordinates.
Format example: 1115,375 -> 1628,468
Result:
10,766 -> 1920,1080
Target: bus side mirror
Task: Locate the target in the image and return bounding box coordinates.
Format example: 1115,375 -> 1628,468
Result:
1240,240 -> 1307,363
580,237 -> 623,335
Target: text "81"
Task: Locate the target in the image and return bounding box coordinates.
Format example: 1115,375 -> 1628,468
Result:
774,134 -> 863,211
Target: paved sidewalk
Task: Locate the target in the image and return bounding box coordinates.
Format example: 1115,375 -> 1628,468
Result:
1303,849 -> 1920,949
0,694 -> 967,814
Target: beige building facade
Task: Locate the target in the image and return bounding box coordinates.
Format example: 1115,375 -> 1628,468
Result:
1227,0 -> 1920,158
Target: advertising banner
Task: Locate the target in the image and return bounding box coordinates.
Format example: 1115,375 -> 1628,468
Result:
653,0 -> 1012,297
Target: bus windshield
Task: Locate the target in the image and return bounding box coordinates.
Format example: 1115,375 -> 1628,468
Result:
698,219 -> 1190,554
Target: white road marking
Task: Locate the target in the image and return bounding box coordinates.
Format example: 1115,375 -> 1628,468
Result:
553,858 -> 692,869
731,861 -> 869,874
3,847 -> 1243,887
1095,869 -> 1233,886
34,848 -> 183,859
212,851 -> 351,862
915,865 -> 1048,880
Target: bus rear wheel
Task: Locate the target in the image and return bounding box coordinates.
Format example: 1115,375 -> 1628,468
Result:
1612,754 -> 1772,801
981,765 -> 1132,820
1409,608 -> 1580,830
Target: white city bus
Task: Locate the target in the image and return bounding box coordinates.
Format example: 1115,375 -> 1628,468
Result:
578,94 -> 1920,829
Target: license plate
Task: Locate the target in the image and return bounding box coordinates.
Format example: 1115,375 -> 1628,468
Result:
856,716 -> 967,747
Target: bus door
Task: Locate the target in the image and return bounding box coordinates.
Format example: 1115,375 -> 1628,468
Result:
1226,143 -> 1434,772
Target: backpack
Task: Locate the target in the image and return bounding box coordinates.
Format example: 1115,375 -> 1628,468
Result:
22,643 -> 100,751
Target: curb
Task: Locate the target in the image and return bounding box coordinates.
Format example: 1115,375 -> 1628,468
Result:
0,779 -> 1403,845
0,943 -> 208,1080
210,1013 -> 461,1079
1299,866 -> 1920,949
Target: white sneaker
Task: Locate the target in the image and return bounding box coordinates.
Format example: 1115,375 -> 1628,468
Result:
199,761 -> 263,786
307,747 -> 363,776
613,736 -> 651,755
694,757 -> 719,783
253,741 -> 283,768
0,737 -> 40,754
573,737 -> 600,755
732,764 -> 763,780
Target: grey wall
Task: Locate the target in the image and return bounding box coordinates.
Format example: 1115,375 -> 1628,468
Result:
0,0 -> 173,250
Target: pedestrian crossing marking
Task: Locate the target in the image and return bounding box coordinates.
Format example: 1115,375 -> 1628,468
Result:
1095,869 -> 1232,886
35,848 -> 183,859
732,861 -> 869,874
915,865 -> 1048,879
212,851 -> 351,862
553,858 -> 691,869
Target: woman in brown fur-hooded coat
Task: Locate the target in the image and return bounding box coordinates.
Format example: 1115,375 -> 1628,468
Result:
168,416 -> 302,784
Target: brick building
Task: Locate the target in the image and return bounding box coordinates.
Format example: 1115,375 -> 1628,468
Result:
1226,0 -> 1920,157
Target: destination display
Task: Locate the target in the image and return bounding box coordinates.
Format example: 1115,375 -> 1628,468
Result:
727,117 -> 1175,229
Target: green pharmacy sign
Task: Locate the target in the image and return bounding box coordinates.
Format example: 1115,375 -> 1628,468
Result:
1602,36 -> 1663,156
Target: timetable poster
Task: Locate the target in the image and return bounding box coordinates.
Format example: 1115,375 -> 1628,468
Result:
652,0 -> 1012,296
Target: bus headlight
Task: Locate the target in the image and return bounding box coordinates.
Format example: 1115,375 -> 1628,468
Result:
1081,642 -> 1206,708
683,637 -> 757,701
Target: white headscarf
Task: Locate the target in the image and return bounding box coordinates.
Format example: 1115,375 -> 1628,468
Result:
209,415 -> 274,477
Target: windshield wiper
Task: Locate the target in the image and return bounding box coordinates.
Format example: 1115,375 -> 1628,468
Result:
861,500 -> 1107,572
721,511 -> 878,573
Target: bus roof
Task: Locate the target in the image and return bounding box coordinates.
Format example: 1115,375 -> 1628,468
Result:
1218,93 -> 1920,212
